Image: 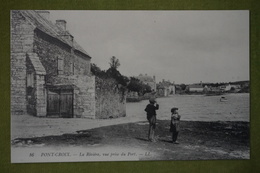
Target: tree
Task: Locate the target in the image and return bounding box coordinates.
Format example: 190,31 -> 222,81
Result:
90,63 -> 108,78
109,56 -> 120,69
92,57 -> 129,87
142,84 -> 152,95
127,77 -> 152,95
180,84 -> 186,90
127,77 -> 143,92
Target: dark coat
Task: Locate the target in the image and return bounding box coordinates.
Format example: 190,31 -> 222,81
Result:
145,103 -> 159,120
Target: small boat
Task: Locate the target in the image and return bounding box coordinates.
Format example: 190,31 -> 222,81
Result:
220,96 -> 228,102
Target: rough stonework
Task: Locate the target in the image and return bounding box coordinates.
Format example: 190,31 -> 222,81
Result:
11,10 -> 126,119
95,77 -> 126,119
50,75 -> 95,118
11,10 -> 95,118
26,53 -> 46,116
11,11 -> 35,115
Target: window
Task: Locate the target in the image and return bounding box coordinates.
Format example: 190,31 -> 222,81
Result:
57,56 -> 64,75
27,73 -> 34,87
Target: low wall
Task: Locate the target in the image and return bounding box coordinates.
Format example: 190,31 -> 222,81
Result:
95,77 -> 126,119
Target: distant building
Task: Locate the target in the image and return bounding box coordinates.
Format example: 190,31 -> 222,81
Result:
136,74 -> 156,91
188,84 -> 204,92
224,84 -> 241,91
156,79 -> 175,97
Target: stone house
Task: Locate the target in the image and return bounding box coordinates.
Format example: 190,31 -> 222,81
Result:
223,84 -> 241,91
156,84 -> 169,97
136,74 -> 156,92
11,10 -> 126,119
156,79 -> 175,97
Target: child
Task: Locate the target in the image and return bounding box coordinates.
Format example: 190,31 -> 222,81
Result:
170,107 -> 181,144
145,98 -> 159,142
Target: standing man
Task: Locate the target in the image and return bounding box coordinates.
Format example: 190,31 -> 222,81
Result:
145,98 -> 159,142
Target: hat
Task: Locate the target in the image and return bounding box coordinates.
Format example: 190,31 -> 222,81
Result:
149,98 -> 156,103
171,107 -> 178,112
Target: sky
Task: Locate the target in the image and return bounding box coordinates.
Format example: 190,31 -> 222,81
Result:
49,10 -> 249,84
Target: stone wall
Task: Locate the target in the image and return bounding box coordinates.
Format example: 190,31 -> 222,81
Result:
11,11 -> 123,119
33,29 -> 91,81
11,11 -> 35,115
33,29 -> 73,82
33,27 -> 95,118
74,51 -> 91,76
25,55 -> 36,115
50,75 -> 95,118
25,53 -> 47,116
95,77 -> 126,119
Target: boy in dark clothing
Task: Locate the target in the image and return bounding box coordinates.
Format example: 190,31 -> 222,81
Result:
170,107 -> 181,144
145,98 -> 159,142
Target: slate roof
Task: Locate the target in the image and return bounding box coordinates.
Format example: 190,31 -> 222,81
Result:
20,10 -> 90,58
27,53 -> 46,75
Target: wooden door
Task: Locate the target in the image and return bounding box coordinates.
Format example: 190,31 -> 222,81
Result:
47,89 -> 60,116
47,88 -> 73,118
60,89 -> 73,118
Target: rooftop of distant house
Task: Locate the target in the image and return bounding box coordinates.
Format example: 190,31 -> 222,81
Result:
136,74 -> 155,82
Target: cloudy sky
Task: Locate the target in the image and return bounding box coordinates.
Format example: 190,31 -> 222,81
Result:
50,10 -> 249,84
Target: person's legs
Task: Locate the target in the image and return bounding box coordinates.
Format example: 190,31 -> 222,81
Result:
151,116 -> 157,141
172,125 -> 179,143
151,124 -> 155,141
148,116 -> 156,141
148,123 -> 152,141
172,131 -> 179,144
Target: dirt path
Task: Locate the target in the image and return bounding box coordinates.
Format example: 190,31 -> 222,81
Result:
12,120 -> 249,161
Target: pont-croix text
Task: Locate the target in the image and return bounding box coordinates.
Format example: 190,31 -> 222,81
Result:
29,151 -> 151,158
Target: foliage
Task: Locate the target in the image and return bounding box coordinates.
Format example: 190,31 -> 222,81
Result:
180,84 -> 187,90
127,77 -> 142,92
90,63 -> 106,77
106,67 -> 129,86
109,56 -> 120,70
92,56 -> 153,95
91,60 -> 129,87
127,77 -> 152,95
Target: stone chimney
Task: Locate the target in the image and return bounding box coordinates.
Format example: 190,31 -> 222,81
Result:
58,31 -> 73,42
55,20 -> 73,44
56,20 -> 67,31
36,10 -> 50,20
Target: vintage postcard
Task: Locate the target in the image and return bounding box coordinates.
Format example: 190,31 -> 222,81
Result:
11,10 -> 249,163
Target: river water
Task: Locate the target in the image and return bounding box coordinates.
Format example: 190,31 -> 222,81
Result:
126,93 -> 249,122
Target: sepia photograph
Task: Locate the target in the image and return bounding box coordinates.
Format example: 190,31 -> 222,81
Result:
11,10 -> 249,163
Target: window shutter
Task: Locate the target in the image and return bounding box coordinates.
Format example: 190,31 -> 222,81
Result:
57,56 -> 64,75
